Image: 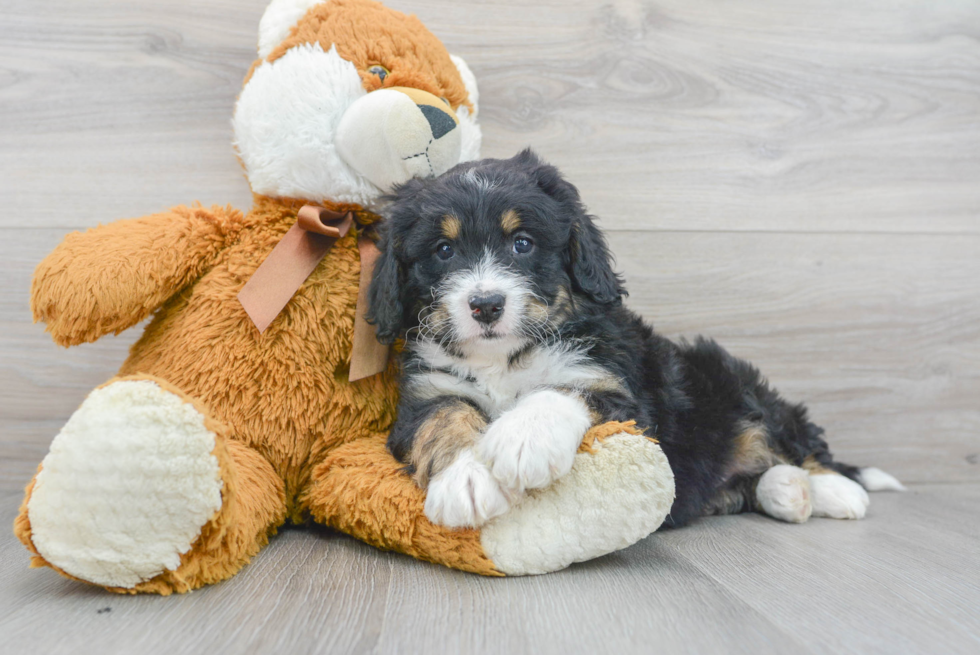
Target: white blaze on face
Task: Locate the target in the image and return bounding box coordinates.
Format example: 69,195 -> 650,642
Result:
439,253 -> 530,344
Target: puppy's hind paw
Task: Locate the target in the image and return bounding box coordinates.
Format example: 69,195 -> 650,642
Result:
810,473 -> 870,520
424,450 -> 511,529
756,465 -> 813,523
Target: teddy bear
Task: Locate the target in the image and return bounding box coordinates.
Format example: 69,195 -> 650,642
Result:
14,0 -> 674,594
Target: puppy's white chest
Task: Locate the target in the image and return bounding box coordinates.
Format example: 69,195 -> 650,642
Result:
414,342 -> 606,419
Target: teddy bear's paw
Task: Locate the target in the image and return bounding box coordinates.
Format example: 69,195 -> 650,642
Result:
27,380 -> 223,588
478,390 -> 592,494
480,432 -> 674,575
424,449 -> 512,529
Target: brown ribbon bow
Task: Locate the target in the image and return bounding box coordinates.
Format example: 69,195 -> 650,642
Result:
237,205 -> 389,382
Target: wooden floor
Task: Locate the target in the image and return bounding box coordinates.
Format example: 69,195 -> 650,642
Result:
1,0 -> 978,653
0,483 -> 978,655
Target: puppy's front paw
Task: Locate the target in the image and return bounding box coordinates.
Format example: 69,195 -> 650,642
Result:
478,389 -> 592,493
424,450 -> 511,528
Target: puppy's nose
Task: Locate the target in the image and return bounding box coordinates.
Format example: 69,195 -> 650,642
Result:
418,104 -> 456,140
469,293 -> 505,324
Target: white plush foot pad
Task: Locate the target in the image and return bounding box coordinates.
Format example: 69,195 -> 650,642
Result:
27,380 -> 223,588
810,472 -> 870,519
756,465 -> 813,523
481,433 -> 674,576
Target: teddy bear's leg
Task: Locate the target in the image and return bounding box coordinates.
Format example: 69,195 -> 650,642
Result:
303,434 -> 502,575
302,423 -> 674,576
14,375 -> 287,594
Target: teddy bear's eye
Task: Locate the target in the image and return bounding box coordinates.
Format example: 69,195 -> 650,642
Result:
368,65 -> 389,82
440,97 -> 450,107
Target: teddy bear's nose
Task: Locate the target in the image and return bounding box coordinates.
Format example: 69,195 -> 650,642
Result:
419,104 -> 456,140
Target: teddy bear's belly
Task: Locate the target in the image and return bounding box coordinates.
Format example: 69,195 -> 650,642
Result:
118,241 -> 398,498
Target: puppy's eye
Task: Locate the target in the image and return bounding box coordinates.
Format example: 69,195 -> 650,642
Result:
436,242 -> 455,260
440,97 -> 451,107
368,65 -> 389,82
513,236 -> 534,254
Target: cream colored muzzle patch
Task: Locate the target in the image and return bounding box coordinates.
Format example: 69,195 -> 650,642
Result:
336,86 -> 462,192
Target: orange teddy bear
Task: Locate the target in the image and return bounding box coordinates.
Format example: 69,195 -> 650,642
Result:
14,0 -> 673,594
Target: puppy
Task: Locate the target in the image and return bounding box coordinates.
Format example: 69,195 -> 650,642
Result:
368,149 -> 904,529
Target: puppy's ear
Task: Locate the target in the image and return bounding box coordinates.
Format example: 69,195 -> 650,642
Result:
367,177 -> 431,343
366,230 -> 404,345
515,148 -> 626,304
566,211 -> 626,305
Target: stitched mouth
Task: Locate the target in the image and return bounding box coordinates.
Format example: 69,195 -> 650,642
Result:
402,138 -> 435,176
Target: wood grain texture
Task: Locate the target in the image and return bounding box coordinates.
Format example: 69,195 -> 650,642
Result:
2,481 -> 978,654
2,0 -> 978,232
2,0 -> 979,652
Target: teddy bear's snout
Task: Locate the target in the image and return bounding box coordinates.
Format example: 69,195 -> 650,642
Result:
419,104 -> 456,140
335,86 -> 463,193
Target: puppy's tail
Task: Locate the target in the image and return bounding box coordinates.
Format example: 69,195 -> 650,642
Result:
857,467 -> 907,491
823,457 -> 906,492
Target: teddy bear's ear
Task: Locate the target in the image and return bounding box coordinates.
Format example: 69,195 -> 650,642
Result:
449,54 -> 479,117
449,54 -> 482,162
257,0 -> 325,59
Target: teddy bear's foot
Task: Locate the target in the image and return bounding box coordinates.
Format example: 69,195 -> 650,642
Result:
479,430 -> 674,575
23,379 -> 224,587
17,376 -> 287,593
307,426 -> 674,577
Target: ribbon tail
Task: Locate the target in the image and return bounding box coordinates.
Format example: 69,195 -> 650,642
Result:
349,237 -> 390,381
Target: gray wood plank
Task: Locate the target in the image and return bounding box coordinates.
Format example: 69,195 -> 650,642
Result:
374,538 -> 808,655
0,0 -> 262,228
3,480 -> 978,655
0,492 -> 394,655
651,485 -> 980,655
1,0 -> 978,233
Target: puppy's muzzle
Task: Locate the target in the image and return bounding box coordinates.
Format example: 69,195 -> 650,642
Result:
469,293 -> 505,325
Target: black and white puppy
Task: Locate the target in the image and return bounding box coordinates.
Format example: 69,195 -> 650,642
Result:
368,149 -> 904,529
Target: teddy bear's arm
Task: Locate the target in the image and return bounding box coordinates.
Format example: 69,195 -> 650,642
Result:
32,204 -> 246,346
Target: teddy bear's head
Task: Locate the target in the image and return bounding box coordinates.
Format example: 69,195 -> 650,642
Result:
233,0 -> 481,207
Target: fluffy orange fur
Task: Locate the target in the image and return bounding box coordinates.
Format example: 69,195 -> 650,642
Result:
266,0 -> 471,110
15,192 -> 508,591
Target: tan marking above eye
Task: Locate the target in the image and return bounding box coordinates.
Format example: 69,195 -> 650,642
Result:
441,215 -> 461,240
501,210 -> 521,234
